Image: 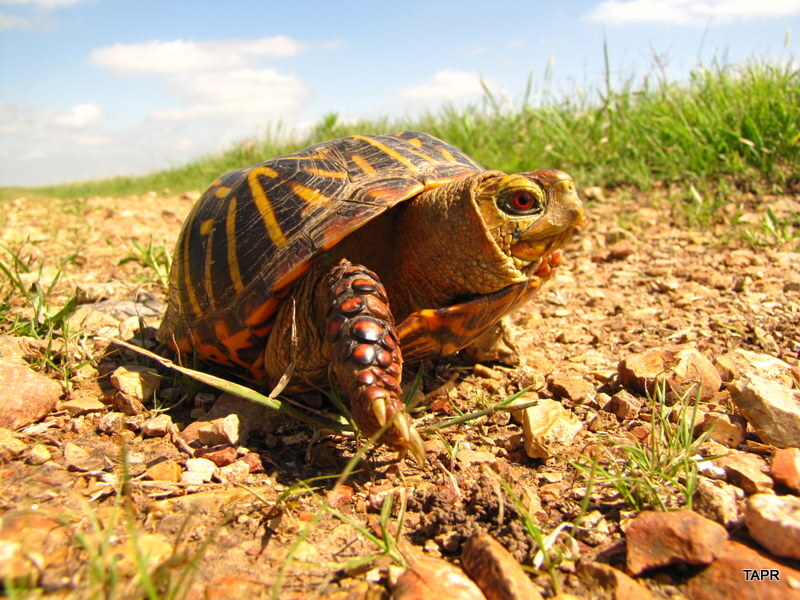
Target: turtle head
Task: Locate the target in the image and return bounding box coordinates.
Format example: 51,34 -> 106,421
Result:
475,169 -> 586,273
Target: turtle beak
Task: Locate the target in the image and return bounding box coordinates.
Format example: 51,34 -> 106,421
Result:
510,170 -> 586,262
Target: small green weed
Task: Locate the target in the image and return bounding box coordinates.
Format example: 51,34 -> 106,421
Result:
571,379 -> 715,511
118,238 -> 173,288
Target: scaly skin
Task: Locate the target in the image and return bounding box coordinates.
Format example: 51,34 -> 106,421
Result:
325,260 -> 425,464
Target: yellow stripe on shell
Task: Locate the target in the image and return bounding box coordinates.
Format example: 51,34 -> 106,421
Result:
214,186 -> 231,199
289,181 -> 330,204
201,218 -> 216,309
181,206 -> 202,317
352,135 -> 419,172
225,196 -> 244,292
302,167 -> 348,179
350,153 -> 376,174
247,166 -> 288,248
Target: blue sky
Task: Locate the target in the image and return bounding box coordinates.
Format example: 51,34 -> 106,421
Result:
1,0 -> 798,186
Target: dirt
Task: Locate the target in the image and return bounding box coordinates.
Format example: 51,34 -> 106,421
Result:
1,184 -> 799,599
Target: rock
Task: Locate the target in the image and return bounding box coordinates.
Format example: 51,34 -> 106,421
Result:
142,414 -> 173,437
695,412 -> 747,448
0,362 -> 62,429
604,389 -> 644,420
462,318 -> 521,366
745,494 -> 800,560
26,443 -> 52,465
728,375 -> 800,448
110,365 -> 160,401
96,411 -> 125,434
204,575 -> 271,600
145,460 -> 182,482
180,392 -> 276,444
0,427 -> 26,461
197,414 -> 247,446
456,449 -> 498,467
63,441 -> 103,472
184,457 -> 216,482
547,373 -> 595,403
0,511 -> 72,589
113,391 -> 146,415
522,399 -> 583,459
241,452 -> 265,473
714,450 -> 773,494
461,532 -> 543,600
213,460 -> 251,484
577,560 -> 655,600
180,471 -> 211,486
685,541 -> 800,600
196,445 -> 239,467
392,556 -> 486,600
715,349 -> 795,387
617,345 -> 721,403
117,533 -> 173,576
588,410 -> 618,433
59,396 -> 106,416
693,477 -> 743,527
771,447 -> 800,492
625,510 -> 728,575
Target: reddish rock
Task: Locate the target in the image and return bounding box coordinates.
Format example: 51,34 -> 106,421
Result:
577,560 -> 655,600
728,375 -> 800,448
625,510 -> 728,575
547,373 -> 596,403
393,556 -> 486,600
771,447 -> 800,492
204,575 -> 270,600
714,450 -> 773,494
241,452 -> 265,473
196,445 -> 239,467
0,362 -> 62,429
180,392 -> 277,444
605,389 -> 644,420
685,541 -> 800,600
695,412 -> 747,448
461,533 -> 543,600
618,345 -> 721,403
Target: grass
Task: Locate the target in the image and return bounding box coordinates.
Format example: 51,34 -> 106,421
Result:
1,58 -> 796,206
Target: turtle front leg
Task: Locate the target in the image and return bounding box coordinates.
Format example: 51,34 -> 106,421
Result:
325,259 -> 425,465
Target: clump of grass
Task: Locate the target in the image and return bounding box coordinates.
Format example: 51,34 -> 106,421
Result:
570,379 -> 716,512
118,237 -> 174,289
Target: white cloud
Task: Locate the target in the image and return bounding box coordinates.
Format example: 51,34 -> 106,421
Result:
52,103 -> 105,127
0,11 -> 28,28
152,68 -> 310,124
397,70 -> 489,101
586,0 -> 800,25
88,36 -> 307,75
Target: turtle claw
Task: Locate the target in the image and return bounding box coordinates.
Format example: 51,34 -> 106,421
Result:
371,396 -> 388,426
406,424 -> 426,467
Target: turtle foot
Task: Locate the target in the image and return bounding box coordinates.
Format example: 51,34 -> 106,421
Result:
325,259 -> 425,465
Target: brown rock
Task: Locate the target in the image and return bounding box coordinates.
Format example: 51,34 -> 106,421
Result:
625,510 -> 728,575
715,450 -> 773,494
605,389 -> 644,420
618,345 -> 721,403
685,541 -> 800,600
771,447 -> 800,492
113,391 -> 145,415
463,319 -> 521,366
522,399 -> 583,459
59,396 -> 106,416
715,349 -> 794,386
577,560 -> 655,600
196,445 -> 239,467
145,460 -> 182,482
695,412 -> 747,448
461,532 -> 543,600
393,556 -> 486,600
110,365 -> 160,401
693,477 -> 743,527
0,362 -> 62,429
547,373 -> 596,403
241,452 -> 265,473
180,392 -> 276,444
745,493 -> 800,560
204,575 -> 271,600
0,427 -> 26,461
141,413 -> 173,437
63,441 -> 103,472
728,375 -> 800,448
0,510 -> 73,589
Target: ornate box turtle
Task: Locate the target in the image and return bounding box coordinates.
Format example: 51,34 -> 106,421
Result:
158,131 -> 586,463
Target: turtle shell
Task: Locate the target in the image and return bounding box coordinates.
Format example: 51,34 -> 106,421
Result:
158,131 -> 485,376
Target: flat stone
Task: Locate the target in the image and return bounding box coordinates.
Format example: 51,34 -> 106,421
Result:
625,510 -> 728,575
63,441 -> 103,472
577,560 -> 655,600
692,476 -> 743,527
771,447 -> 800,492
714,449 -> 773,494
96,411 -> 125,434
605,389 -> 644,420
180,392 -> 275,444
695,412 -> 747,448
184,457 -> 216,482
26,443 -> 52,465
213,460 -> 251,484
715,349 -> 795,386
0,427 -> 26,461
745,493 -> 800,560
618,345 -> 721,403
196,413 -> 246,446
113,391 -> 145,415
461,532 -> 543,600
522,399 -> 583,459
393,556 -> 486,600
729,375 -> 800,448
685,541 -> 800,600
196,445 -> 239,467
59,397 -> 107,416
547,373 -> 596,403
0,510 -> 73,589
142,413 -> 173,437
145,460 -> 182,482
0,361 -> 62,429
110,365 -> 160,401
204,575 -> 271,600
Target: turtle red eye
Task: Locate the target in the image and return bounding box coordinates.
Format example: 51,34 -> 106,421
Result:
501,190 -> 544,215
